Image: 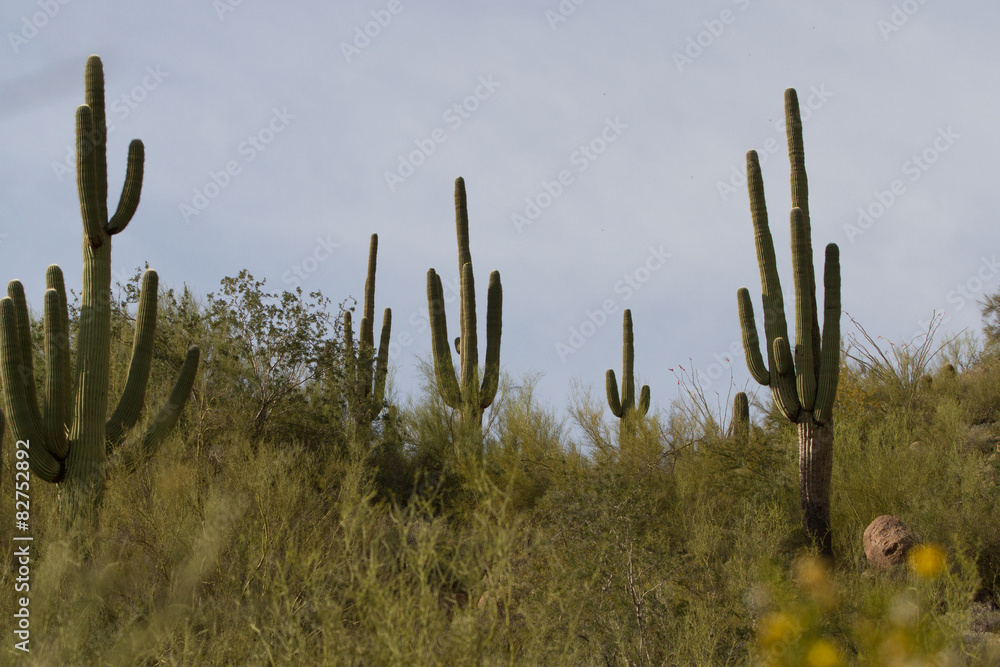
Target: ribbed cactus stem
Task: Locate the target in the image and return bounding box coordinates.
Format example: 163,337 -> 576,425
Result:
736,87 -> 841,559
731,391 -> 750,438
606,309 -> 650,421
426,178 -> 502,425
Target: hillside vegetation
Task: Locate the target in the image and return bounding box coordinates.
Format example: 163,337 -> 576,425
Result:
3,267 -> 1000,665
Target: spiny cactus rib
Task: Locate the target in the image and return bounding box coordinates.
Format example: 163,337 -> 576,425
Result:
606,309 -> 650,421
426,177 -> 502,425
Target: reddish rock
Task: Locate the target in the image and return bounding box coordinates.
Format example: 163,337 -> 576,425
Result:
864,515 -> 916,571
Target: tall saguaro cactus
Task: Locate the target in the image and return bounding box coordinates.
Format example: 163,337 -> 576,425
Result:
737,88 -> 841,558
0,55 -> 200,522
606,309 -> 650,422
426,177 -> 502,426
344,233 -> 391,426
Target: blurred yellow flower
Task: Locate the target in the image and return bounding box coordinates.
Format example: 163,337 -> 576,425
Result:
908,543 -> 947,579
794,554 -> 838,610
758,611 -> 801,648
805,639 -> 843,667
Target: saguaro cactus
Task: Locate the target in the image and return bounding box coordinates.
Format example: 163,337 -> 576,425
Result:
606,309 -> 650,422
737,88 -> 841,558
426,177 -> 502,426
729,391 -> 750,439
0,55 -> 200,521
344,233 -> 391,426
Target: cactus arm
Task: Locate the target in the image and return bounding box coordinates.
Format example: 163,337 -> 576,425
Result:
747,149 -> 799,420
737,288 -> 770,385
137,345 -> 200,456
76,105 -> 104,248
45,266 -> 73,428
42,289 -> 68,458
791,208 -> 817,410
343,310 -> 353,351
372,308 -> 391,410
105,140 -> 144,235
0,298 -> 63,482
105,270 -> 158,450
7,282 -> 41,417
478,270 -> 501,410
427,269 -> 462,408
813,244 -> 841,424
637,385 -> 650,418
605,369 -> 623,418
747,151 -> 791,373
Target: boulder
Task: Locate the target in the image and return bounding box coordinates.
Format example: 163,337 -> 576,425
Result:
864,515 -> 916,571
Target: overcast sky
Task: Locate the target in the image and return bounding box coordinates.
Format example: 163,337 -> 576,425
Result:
1,1 -> 997,432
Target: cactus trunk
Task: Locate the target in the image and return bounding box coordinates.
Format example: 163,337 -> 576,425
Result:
798,417 -> 834,556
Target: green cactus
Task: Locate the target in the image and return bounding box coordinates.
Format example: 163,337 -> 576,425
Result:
426,177 -> 502,426
0,55 -> 200,521
344,233 -> 391,426
606,309 -> 650,422
737,88 -> 841,558
730,391 -> 750,438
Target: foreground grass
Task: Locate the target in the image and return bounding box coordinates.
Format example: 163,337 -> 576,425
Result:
4,349 -> 1000,664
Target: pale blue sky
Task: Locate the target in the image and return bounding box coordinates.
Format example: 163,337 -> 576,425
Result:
2,1 -> 997,430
